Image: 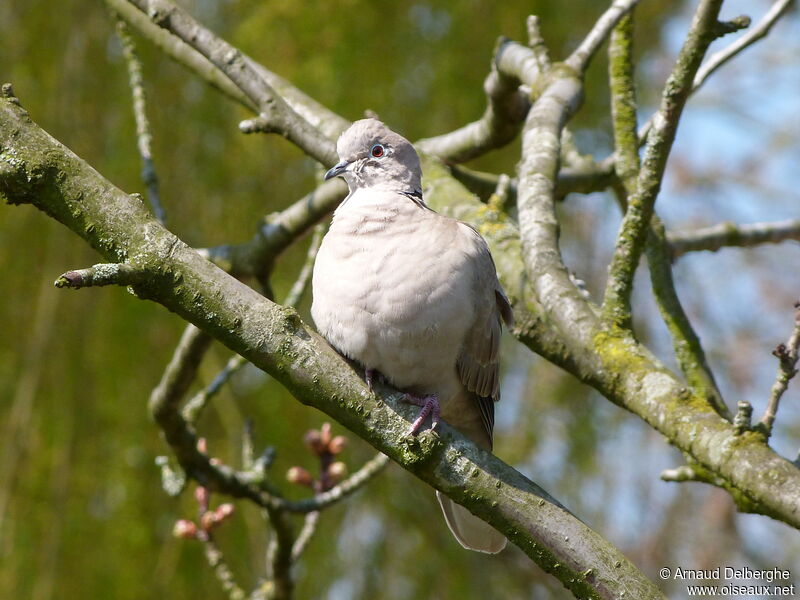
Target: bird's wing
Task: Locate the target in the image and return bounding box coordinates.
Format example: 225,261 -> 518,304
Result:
455,223 -> 514,443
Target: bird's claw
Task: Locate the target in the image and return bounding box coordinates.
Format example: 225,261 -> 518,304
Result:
365,368 -> 377,393
401,394 -> 440,436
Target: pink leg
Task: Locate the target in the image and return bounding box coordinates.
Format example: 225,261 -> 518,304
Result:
402,394 -> 440,435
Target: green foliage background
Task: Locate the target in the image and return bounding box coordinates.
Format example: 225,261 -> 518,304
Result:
2,1 -> 797,599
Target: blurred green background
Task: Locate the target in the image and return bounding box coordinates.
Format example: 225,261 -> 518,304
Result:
2,1 -> 799,599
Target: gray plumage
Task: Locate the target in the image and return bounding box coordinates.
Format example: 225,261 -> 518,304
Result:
311,119 -> 512,553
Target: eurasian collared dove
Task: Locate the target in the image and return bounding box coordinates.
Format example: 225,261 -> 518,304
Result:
311,119 -> 513,554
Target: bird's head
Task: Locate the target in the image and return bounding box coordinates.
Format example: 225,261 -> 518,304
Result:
324,119 -> 422,195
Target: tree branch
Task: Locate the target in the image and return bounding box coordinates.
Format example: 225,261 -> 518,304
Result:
415,38 -> 531,162
198,179 -> 347,280
566,0 -> 641,73
603,0 -> 729,327
0,89 -> 665,600
604,10 -> 728,418
515,2 -> 642,351
53,262 -> 145,289
636,2 -> 777,144
114,16 -> 166,224
668,218 -> 800,257
645,219 -> 730,419
759,303 -> 800,437
692,0 -> 793,93
124,0 -> 338,165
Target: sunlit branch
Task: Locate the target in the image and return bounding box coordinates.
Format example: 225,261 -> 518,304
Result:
125,0 -> 337,165
759,303 -> 800,437
54,263 -> 145,289
199,179 -> 347,280
416,39 -> 531,162
668,218 -> 800,257
637,3 -> 779,142
602,0 -> 731,329
566,0 -> 640,73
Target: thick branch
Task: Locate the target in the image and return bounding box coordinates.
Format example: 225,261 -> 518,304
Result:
0,91 -> 665,600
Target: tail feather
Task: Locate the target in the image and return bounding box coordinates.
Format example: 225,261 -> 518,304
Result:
436,491 -> 507,554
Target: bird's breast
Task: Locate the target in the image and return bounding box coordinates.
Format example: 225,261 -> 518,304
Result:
311,204 -> 473,394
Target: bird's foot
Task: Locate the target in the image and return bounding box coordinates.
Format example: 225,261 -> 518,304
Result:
365,368 -> 378,392
401,393 -> 440,436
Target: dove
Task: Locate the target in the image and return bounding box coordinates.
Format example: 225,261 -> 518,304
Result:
311,118 -> 513,553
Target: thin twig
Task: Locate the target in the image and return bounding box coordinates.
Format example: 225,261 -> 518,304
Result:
202,536 -> 247,600
281,453 -> 390,514
693,0 -> 793,91
54,263 -> 144,289
264,507 -> 295,600
283,223 -> 325,308
290,511 -> 320,562
114,17 -> 166,224
199,178 -> 347,279
668,219 -> 800,258
760,303 -> 800,437
182,354 -> 248,423
566,0 -> 641,73
637,1 -> 788,142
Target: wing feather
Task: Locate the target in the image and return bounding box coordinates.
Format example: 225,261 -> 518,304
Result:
454,223 -> 513,444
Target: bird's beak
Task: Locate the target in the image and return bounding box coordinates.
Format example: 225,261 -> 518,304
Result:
324,160 -> 350,181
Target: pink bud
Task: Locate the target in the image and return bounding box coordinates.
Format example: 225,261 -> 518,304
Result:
320,423 -> 332,445
303,430 -> 324,454
194,486 -> 210,510
200,511 -> 216,531
328,435 -> 348,454
327,461 -> 347,484
173,519 -> 198,539
215,503 -> 235,521
197,438 -> 208,453
286,466 -> 313,487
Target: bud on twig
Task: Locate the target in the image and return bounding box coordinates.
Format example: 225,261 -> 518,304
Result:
328,436 -> 348,454
173,519 -> 198,539
286,466 -> 314,487
327,461 -> 347,484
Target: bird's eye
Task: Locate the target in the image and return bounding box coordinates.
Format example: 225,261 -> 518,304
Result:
370,144 -> 385,158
